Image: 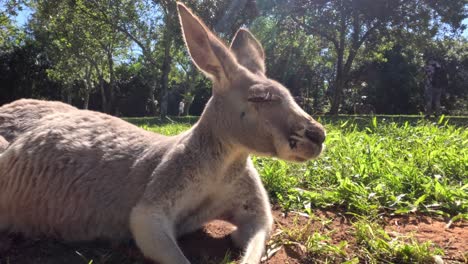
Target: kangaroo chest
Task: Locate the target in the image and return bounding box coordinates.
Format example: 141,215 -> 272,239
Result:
171,164 -> 245,237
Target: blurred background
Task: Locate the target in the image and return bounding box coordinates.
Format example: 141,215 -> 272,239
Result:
0,0 -> 467,117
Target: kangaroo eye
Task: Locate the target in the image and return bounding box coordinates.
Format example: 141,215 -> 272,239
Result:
248,92 -> 281,103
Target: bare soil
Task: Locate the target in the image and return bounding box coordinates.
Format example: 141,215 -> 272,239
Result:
0,209 -> 466,264
384,214 -> 468,263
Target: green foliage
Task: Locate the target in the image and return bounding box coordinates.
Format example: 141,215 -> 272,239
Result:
0,41 -> 63,105
2,0 -> 468,115
260,0 -> 467,114
345,44 -> 422,114
29,0 -> 131,110
250,15 -> 332,113
0,11 -> 25,50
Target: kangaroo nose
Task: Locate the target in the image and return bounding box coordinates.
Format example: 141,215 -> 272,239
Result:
305,126 -> 326,145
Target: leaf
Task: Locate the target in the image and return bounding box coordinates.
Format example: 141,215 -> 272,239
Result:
460,183 -> 468,191
340,120 -> 349,128
437,115 -> 445,125
414,194 -> 427,206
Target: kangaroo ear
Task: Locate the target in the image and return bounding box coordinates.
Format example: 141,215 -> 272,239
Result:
177,3 -> 238,91
230,28 -> 265,75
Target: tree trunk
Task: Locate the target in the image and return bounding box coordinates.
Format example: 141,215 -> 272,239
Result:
184,68 -> 196,115
330,64 -> 344,115
330,5 -> 347,115
66,85 -> 72,105
83,78 -> 92,110
99,76 -> 108,113
83,90 -> 90,109
149,86 -> 158,115
83,66 -> 92,110
330,41 -> 345,115
106,49 -> 115,114
83,79 -> 90,110
91,60 -> 109,113
184,96 -> 194,116
159,27 -> 173,118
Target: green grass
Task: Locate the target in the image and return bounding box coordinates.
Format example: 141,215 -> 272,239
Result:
125,115 -> 467,263
352,218 -> 444,264
266,116 -> 467,220
271,216 -> 349,263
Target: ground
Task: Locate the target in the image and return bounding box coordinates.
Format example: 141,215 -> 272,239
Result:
0,208 -> 466,264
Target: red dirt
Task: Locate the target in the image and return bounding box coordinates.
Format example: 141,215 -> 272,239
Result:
0,209 -> 466,264
384,214 -> 468,263
178,209 -> 467,263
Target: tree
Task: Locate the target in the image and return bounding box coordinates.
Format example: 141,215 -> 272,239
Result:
354,44 -> 420,114
0,40 -> 62,105
250,15 -> 334,114
77,0 -> 166,116
30,0 -> 129,111
0,0 -> 28,51
156,0 -> 258,117
435,38 -> 468,115
81,0 -> 260,117
262,0 -> 467,114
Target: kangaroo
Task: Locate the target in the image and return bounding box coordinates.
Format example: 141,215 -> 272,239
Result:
0,136 -> 7,153
0,99 -> 77,144
0,3 -> 325,264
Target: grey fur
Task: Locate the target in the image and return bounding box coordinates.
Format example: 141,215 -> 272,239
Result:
0,3 -> 326,264
0,136 -> 8,153
0,99 -> 77,143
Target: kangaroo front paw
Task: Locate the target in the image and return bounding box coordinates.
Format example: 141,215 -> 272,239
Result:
234,226 -> 269,264
231,228 -> 248,249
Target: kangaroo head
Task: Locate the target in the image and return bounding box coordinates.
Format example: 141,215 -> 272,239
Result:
177,3 -> 325,162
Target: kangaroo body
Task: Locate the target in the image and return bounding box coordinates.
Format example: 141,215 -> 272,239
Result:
0,136 -> 7,153
0,100 -> 271,263
0,4 -> 325,263
0,99 -> 76,144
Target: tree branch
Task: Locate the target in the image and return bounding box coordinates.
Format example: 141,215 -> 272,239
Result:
77,1 -> 157,66
343,24 -> 378,76
290,15 -> 339,50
